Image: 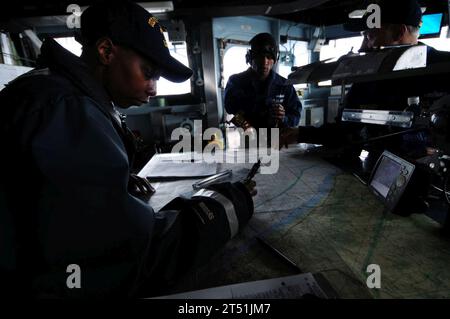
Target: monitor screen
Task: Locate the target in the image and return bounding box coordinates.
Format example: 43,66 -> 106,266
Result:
369,156 -> 402,198
419,13 -> 443,38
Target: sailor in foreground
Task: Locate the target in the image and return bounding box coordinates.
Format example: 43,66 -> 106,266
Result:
224,32 -> 302,130
0,0 -> 255,298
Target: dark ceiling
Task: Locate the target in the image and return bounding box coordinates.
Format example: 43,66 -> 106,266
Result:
1,0 -> 448,26
274,0 -> 448,26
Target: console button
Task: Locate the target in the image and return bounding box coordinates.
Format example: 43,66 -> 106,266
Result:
396,175 -> 406,187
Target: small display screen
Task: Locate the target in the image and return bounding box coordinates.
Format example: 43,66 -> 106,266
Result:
370,156 -> 402,198
420,13 -> 443,37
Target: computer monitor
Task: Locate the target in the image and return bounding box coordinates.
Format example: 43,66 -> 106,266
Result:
369,151 -> 415,212
419,13 -> 443,39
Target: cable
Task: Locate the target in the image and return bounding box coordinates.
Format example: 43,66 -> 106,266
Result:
1,52 -> 36,64
444,177 -> 450,204
430,184 -> 450,196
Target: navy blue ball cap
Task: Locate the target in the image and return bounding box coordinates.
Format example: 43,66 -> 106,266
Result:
80,0 -> 192,83
344,0 -> 423,32
249,33 -> 278,60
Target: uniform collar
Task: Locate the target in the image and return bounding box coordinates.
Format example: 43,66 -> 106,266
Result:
247,68 -> 276,85
38,38 -> 114,118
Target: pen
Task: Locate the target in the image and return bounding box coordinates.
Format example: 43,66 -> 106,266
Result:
256,236 -> 302,274
161,159 -> 199,163
245,159 -> 261,182
192,169 -> 232,190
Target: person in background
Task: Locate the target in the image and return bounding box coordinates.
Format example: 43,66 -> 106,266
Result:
344,0 -> 450,110
224,32 -> 302,131
281,0 -> 450,160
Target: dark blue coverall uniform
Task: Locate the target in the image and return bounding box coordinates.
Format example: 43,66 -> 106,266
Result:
0,39 -> 254,298
224,68 -> 302,129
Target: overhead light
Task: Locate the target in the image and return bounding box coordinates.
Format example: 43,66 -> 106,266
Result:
139,1 -> 174,13
348,9 -> 367,19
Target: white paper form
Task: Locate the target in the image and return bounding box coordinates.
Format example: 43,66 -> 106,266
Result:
139,153 -> 217,179
154,273 -> 330,299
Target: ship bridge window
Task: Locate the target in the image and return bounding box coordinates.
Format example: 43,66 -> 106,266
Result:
319,36 -> 364,62
278,40 -> 309,90
222,40 -> 310,91
156,32 -> 190,95
223,45 -> 250,88
54,37 -> 82,57
420,26 -> 450,52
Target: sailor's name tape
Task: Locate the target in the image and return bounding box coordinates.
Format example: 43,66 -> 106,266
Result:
193,189 -> 239,238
